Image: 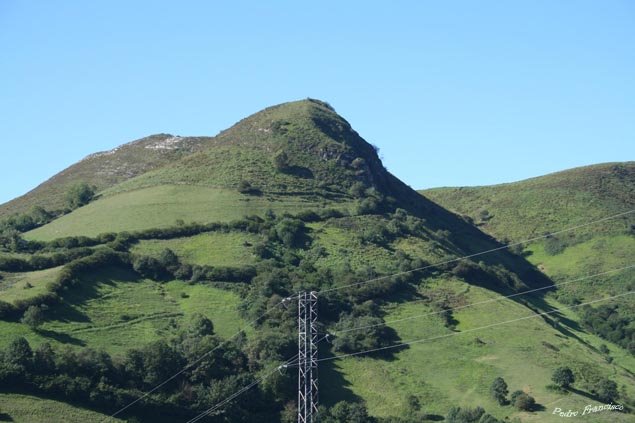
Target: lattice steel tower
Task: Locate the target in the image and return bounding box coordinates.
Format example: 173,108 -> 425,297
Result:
298,291 -> 319,423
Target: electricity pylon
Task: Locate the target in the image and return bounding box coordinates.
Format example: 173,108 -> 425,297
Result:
298,291 -> 318,423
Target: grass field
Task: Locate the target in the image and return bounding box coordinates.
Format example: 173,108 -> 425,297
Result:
132,231 -> 260,267
323,278 -> 635,422
525,235 -> 635,279
0,266 -> 246,356
25,185 -> 335,241
0,266 -> 62,305
422,162 -> 635,244
0,393 -> 125,423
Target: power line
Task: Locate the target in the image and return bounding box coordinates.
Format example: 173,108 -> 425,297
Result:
104,208 -> 634,420
184,291 -> 634,420
185,335 -> 329,423
314,291 -> 635,364
101,295 -> 297,422
330,264 -> 635,336
185,362 -> 291,423
318,209 -> 635,295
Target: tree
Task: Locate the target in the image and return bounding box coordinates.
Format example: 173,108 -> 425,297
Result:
273,151 -> 290,171
490,377 -> 509,405
185,313 -> 214,337
158,248 -> 180,271
551,367 -> 575,389
332,314 -> 391,353
274,218 -> 305,248
322,401 -> 375,423
33,342 -> 56,373
65,182 -> 95,209
5,337 -> 33,368
238,180 -> 254,194
593,378 -> 619,402
446,406 -> 485,423
133,255 -> 167,280
406,395 -> 421,413
21,305 -> 44,330
511,390 -> 535,411
544,236 -> 565,255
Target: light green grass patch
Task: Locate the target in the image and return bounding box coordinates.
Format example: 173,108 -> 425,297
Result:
163,281 -> 248,338
0,392 -> 125,423
1,266 -> 247,356
25,185 -> 328,241
526,235 -> 635,279
132,232 -> 259,267
0,266 -> 61,304
309,221 -> 397,273
325,280 -> 635,422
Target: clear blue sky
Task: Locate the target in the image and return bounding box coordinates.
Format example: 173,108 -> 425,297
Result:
1,1 -> 634,204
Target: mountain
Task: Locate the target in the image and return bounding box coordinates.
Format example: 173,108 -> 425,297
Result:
0,101 -> 633,423
422,162 -> 635,243
0,133 -> 213,219
420,162 -> 635,296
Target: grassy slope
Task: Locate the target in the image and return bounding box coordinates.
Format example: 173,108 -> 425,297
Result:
132,231 -> 259,267
0,134 -> 213,219
25,185 -> 330,241
2,102 -> 633,421
0,266 -> 61,304
422,162 -> 635,243
0,266 -> 246,356
325,278 -> 635,422
0,393 -> 125,423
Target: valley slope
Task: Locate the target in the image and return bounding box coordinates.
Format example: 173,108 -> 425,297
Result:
0,102 -> 633,423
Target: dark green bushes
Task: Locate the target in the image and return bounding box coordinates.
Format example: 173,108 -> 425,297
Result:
0,329 -> 264,420
580,304 -> 635,355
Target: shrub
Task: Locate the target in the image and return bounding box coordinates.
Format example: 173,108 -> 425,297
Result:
490,377 -> 508,405
238,180 -> 255,194
511,390 -> 535,411
544,236 -> 565,255
322,401 -> 376,423
132,256 -> 168,280
273,151 -> 290,170
65,182 -> 95,210
446,406 -> 487,423
592,378 -> 619,402
274,218 -> 306,248
21,305 -> 45,330
332,314 -> 392,353
551,367 -> 575,389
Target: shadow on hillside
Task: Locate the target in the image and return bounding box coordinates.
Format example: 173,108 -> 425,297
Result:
47,266 -> 141,324
567,387 -> 605,403
36,329 -> 86,346
0,412 -> 13,421
319,357 -> 362,407
282,165 -> 314,179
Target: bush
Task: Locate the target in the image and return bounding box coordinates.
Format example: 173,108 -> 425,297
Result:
274,218 -> 306,248
238,180 -> 256,194
544,236 -> 565,255
273,151 -> 290,170
21,305 -> 44,330
133,256 -> 168,280
551,367 -> 575,389
332,314 -> 392,353
322,401 -> 376,423
592,378 -> 619,402
490,377 -> 508,405
510,390 -> 535,411
446,406 -> 486,423
65,182 -> 95,210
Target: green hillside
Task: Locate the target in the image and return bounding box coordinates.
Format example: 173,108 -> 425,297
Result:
422,162 -> 635,243
0,101 -> 633,422
0,134 -> 213,219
